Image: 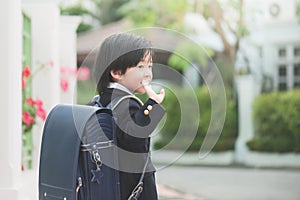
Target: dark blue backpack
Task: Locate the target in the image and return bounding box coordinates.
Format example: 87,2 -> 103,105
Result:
39,95 -> 145,200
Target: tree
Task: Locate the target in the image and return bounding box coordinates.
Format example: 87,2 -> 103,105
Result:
194,0 -> 248,60
96,0 -> 130,25
60,3 -> 94,33
189,0 -> 248,87
60,0 -> 130,33
119,0 -> 190,31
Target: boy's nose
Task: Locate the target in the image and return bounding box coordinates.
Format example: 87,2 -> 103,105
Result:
144,67 -> 152,77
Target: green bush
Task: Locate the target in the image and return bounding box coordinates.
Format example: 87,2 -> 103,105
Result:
213,99 -> 238,152
77,80 -> 97,104
282,91 -> 300,152
248,89 -> 300,153
246,136 -> 294,153
153,86 -> 238,152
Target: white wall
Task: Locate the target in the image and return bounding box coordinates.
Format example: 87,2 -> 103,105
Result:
0,0 -> 22,199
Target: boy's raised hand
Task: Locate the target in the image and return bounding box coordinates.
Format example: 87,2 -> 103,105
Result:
143,81 -> 165,104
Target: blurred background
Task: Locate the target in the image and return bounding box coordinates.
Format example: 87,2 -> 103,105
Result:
65,0 -> 300,164
1,0 -> 300,199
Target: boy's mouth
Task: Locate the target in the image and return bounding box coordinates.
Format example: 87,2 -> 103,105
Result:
141,79 -> 150,86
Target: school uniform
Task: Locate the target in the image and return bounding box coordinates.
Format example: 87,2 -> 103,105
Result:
100,83 -> 165,200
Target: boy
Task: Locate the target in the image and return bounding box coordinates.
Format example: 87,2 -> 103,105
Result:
92,33 -> 165,199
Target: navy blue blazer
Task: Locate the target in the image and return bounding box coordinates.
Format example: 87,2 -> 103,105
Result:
100,88 -> 166,200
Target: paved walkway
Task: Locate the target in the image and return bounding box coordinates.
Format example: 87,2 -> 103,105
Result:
158,183 -> 203,200
155,165 -> 300,200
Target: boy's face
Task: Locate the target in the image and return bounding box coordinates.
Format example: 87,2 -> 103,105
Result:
119,53 -> 153,94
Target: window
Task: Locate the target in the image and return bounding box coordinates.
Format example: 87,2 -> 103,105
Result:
278,48 -> 286,57
294,82 -> 300,88
277,65 -> 287,91
278,65 -> 287,76
294,47 -> 300,57
275,46 -> 300,91
278,82 -> 287,91
294,63 -> 300,88
294,63 -> 300,76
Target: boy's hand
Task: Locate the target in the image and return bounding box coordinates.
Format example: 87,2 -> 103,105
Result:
142,80 -> 165,104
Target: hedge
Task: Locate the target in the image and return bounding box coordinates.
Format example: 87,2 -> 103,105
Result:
153,86 -> 238,152
247,89 -> 300,153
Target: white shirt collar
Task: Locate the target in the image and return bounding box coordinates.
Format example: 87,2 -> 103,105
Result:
108,82 -> 133,95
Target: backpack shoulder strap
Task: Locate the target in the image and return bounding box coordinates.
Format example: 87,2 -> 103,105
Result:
90,94 -> 144,110
109,95 -> 144,110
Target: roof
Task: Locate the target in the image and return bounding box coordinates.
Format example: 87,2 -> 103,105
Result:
76,17 -> 223,56
77,20 -> 130,54
76,20 -> 184,55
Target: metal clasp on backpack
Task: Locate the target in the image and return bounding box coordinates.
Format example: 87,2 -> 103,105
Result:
127,182 -> 144,200
76,177 -> 83,200
81,140 -> 114,152
92,150 -> 102,170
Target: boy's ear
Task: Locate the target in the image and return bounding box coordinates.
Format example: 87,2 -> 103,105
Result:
110,70 -> 122,81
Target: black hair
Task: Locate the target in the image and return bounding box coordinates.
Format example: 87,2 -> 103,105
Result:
93,33 -> 153,95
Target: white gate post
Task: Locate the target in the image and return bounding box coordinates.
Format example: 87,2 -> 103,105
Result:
59,16 -> 81,104
235,75 -> 259,164
23,2 -> 61,170
0,0 -> 22,199
23,2 -> 61,111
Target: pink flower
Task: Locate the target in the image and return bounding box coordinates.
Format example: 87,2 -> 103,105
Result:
48,60 -> 54,68
22,65 -> 31,78
34,99 -> 44,108
60,66 -> 76,75
22,111 -> 35,127
60,78 -> 69,92
77,66 -> 90,81
22,78 -> 26,89
26,98 -> 35,106
36,107 -> 47,121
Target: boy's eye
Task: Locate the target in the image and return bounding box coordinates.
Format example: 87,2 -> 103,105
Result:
137,65 -> 152,69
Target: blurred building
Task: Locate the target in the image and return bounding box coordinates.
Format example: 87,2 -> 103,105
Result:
236,0 -> 300,92
235,0 -> 300,165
